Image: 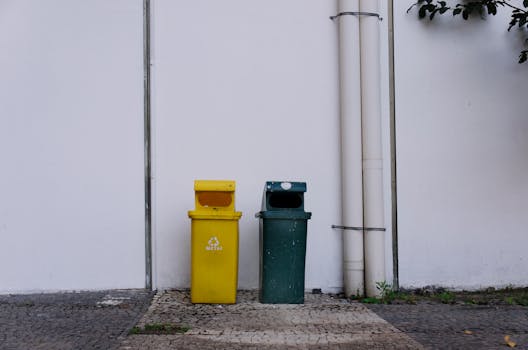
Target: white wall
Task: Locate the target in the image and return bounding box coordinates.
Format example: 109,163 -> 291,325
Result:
394,2 -> 528,289
0,0 -> 145,293
152,0 -> 348,292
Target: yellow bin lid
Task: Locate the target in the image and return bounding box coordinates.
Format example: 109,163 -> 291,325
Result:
194,180 -> 235,192
188,210 -> 242,220
193,180 -> 237,212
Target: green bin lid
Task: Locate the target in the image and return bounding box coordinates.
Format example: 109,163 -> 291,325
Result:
262,181 -> 308,212
265,181 -> 306,193
255,211 -> 311,220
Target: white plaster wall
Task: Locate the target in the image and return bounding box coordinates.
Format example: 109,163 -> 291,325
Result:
152,0 -> 347,292
394,2 -> 528,289
0,0 -> 145,293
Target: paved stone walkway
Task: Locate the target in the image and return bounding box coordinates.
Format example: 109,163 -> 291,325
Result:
368,303 -> 528,350
0,289 -> 152,350
3,289 -> 526,349
118,290 -> 423,350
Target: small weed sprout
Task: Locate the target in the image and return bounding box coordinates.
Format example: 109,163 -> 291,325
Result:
376,281 -> 396,304
436,291 -> 455,304
129,323 -> 190,335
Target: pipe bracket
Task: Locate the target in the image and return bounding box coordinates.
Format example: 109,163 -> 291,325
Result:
332,225 -> 386,232
329,12 -> 382,21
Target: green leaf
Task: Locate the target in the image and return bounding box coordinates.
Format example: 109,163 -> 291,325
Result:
430,9 -> 437,20
520,51 -> 528,64
486,3 -> 497,16
524,0 -> 528,8
418,6 -> 427,19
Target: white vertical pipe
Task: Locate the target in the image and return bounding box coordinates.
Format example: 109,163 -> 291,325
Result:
360,0 -> 385,297
338,0 -> 365,297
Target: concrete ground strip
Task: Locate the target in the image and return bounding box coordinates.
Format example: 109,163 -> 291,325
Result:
118,290 -> 423,350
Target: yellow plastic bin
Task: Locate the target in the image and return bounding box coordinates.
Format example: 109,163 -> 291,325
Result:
188,180 -> 242,304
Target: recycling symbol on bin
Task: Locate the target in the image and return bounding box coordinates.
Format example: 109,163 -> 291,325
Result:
206,236 -> 223,251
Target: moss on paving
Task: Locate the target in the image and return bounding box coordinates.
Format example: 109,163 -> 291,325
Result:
356,287 -> 528,306
129,323 -> 190,335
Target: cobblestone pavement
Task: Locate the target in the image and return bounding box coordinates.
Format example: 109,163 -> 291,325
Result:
0,289 -> 153,350
118,290 -> 423,350
367,303 -> 528,349
4,289 -> 525,350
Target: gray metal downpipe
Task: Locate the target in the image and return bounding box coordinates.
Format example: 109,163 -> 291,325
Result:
143,0 -> 153,291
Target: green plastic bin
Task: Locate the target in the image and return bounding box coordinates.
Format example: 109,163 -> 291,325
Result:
255,181 -> 312,304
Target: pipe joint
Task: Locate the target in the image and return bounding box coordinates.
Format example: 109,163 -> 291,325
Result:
330,12 -> 382,21
332,225 -> 386,232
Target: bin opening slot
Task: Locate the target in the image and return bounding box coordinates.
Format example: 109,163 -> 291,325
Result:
197,191 -> 232,207
268,192 -> 302,209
